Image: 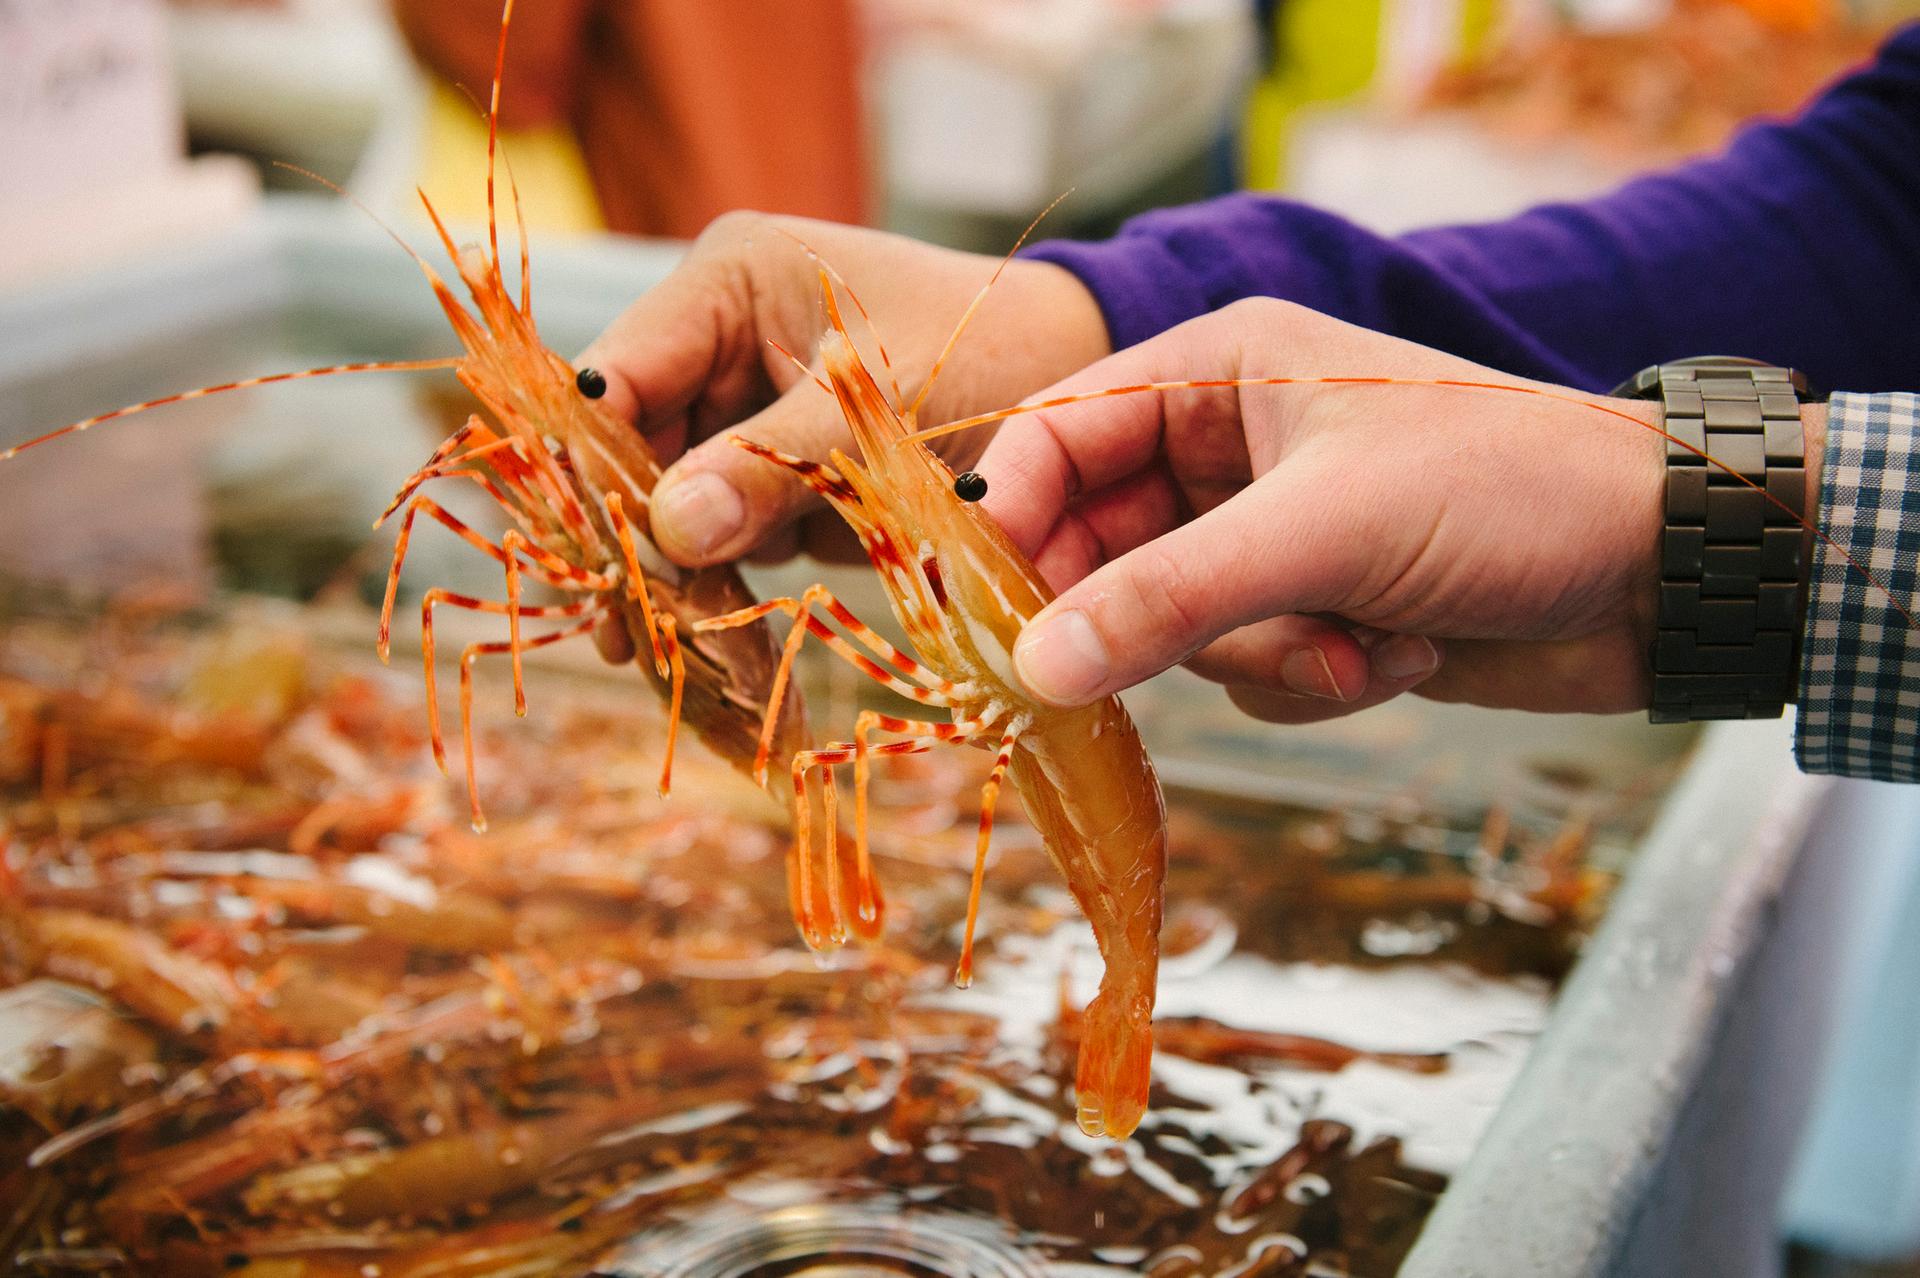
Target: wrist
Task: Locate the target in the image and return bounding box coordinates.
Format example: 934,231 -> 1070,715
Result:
1016,258 -> 1114,367
1791,402 -> 1827,699
1800,401 -> 1826,528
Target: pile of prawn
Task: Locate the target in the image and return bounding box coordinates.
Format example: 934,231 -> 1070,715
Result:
0,621 -> 968,1276
0,617 -> 1605,1277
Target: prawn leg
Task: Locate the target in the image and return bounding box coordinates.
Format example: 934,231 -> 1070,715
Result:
420,588 -> 597,773
457,613 -> 604,831
788,735 -> 936,950
599,492 -> 686,796
601,492 -> 669,677
696,584 -> 964,785
656,615 -> 684,798
378,495 -> 609,661
955,726 -> 1021,989
840,708 -> 1001,946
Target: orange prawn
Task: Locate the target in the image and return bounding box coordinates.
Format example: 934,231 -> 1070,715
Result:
696,252 -> 1169,1140
0,0 -> 805,833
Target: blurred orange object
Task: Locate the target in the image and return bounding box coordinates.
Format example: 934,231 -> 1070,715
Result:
1425,0 -> 1886,165
1726,0 -> 1831,33
392,0 -> 870,238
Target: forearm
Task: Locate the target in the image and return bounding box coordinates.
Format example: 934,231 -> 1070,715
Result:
1026,25 -> 1920,395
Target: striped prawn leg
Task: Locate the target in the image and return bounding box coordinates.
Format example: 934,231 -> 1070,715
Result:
377,495 -> 612,661
495,528 -> 573,718
787,734 -> 936,951
420,589 -> 598,774
846,707 -> 987,928
376,429 -> 531,528
655,615 -> 684,798
601,492 -> 670,677
694,583 -> 963,785
804,707 -> 1002,947
375,416 -> 494,524
600,492 -> 686,796
455,612 -> 604,832
955,726 -> 1022,989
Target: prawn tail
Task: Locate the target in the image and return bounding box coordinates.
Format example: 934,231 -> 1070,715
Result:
1074,982 -> 1154,1140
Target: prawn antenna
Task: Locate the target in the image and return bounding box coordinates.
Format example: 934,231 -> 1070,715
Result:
907,189 -> 1074,422
776,227 -> 905,409
2,358 -> 462,461
768,339 -> 832,396
486,0 -> 520,276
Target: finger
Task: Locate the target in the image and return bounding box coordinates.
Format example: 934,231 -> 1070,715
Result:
974,311 -> 1251,556
1011,454 -> 1378,706
1226,681 -> 1415,726
1027,469 -> 1185,593
1199,622 -> 1444,725
1226,636 -> 1445,725
1181,616 -> 1372,697
648,380 -> 850,566
575,243 -> 750,435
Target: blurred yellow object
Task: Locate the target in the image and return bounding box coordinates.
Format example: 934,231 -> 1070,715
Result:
1241,0 -> 1382,190
1241,0 -> 1500,191
415,79 -> 603,234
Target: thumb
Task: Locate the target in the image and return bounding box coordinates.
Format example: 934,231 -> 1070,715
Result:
1011,454 -> 1377,705
648,379 -> 849,566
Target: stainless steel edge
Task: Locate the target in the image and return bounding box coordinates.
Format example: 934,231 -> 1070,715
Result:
1400,719 -> 1831,1277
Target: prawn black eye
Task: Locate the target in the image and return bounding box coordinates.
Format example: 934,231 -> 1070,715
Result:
575,366 -> 608,399
954,471 -> 988,502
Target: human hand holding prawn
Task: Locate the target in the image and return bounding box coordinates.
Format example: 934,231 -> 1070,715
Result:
575,213 -> 1108,587
971,298 -> 1826,724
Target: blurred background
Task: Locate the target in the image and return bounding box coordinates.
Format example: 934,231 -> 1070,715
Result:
5,0 -> 1916,276
4,1 -> 1920,1273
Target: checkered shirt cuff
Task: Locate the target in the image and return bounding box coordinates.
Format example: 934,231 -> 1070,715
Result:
1795,391 -> 1920,782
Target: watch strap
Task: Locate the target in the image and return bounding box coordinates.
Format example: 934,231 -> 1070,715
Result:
1640,360 -> 1809,723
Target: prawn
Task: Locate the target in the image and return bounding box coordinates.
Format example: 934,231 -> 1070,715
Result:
697,254 -> 1169,1140
699,231 -> 1918,1144
0,0 -> 806,834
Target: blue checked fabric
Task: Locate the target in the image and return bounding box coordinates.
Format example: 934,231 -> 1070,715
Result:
1796,392 -> 1920,782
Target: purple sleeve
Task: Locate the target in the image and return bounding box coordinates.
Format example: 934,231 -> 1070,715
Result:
1023,23 -> 1920,396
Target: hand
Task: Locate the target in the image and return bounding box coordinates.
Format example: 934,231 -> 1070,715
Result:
577,212 -> 1109,568
974,298 -> 1673,723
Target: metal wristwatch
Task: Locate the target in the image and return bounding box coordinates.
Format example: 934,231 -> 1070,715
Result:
1611,357 -> 1817,724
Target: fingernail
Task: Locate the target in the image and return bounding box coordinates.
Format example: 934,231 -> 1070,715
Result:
1014,610 -> 1110,705
1373,634 -> 1440,681
1281,647 -> 1350,700
654,472 -> 744,560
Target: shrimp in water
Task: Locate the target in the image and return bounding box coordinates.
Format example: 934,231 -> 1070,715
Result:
698,258 -> 1168,1140
0,0 -> 807,834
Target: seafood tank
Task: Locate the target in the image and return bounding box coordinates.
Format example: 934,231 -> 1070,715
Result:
0,202 -> 1844,1277
0,593 -> 1671,1277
